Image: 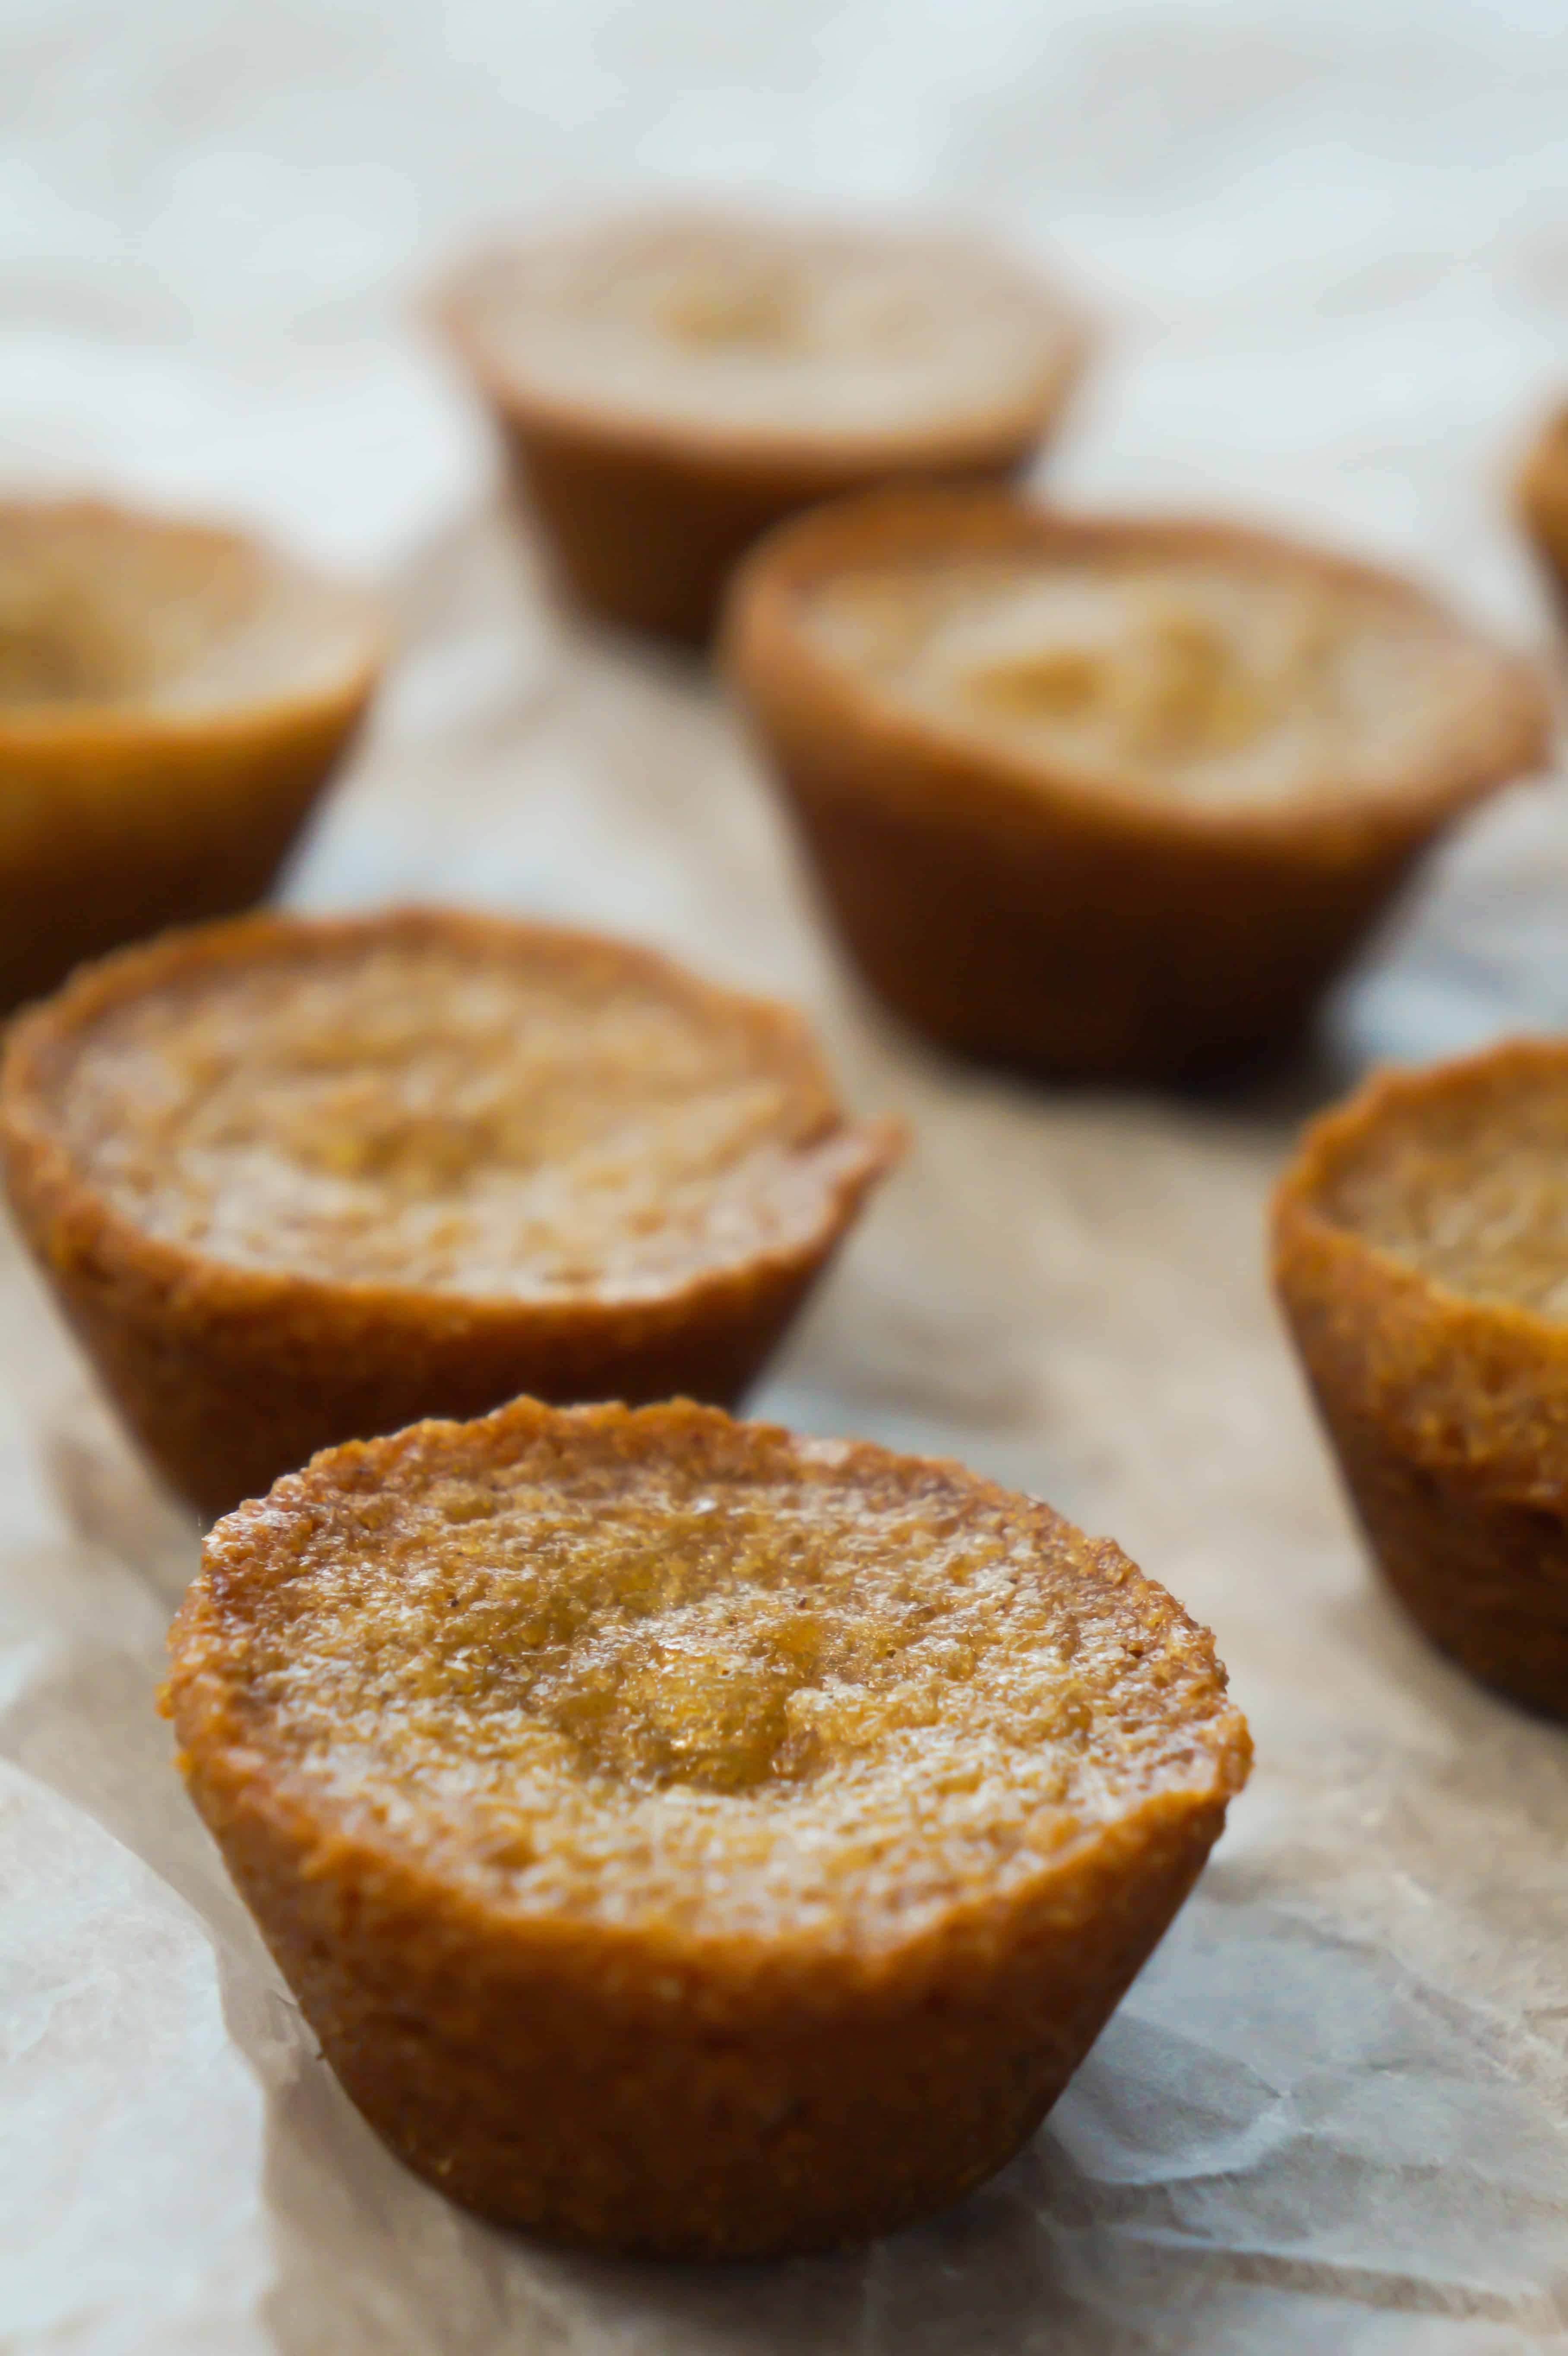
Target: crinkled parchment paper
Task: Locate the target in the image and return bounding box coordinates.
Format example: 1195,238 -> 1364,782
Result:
4,3 -> 1568,2347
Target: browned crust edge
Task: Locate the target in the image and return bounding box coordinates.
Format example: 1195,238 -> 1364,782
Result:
721,487 -> 1551,1081
166,1395 -> 1250,2258
0,912 -> 902,1519
1271,1038 -> 1568,1713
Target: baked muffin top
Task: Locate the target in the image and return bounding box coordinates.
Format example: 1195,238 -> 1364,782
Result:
443,212 -> 1080,453
1306,1043 -> 1568,1320
0,500 -> 379,720
26,911 -> 878,1303
802,538 -> 1531,813
174,1399 -> 1249,1955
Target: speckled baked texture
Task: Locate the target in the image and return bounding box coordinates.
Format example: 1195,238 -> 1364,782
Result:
724,488 -> 1549,1084
439,215 -> 1085,643
0,911 -> 898,1521
165,1396 -> 1251,2259
1518,407 -> 1568,616
1273,1039 -> 1568,1713
0,500 -> 384,1011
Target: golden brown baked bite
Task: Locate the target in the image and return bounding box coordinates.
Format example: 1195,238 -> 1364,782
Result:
0,909 -> 898,1519
0,498 -> 384,1011
439,210 -> 1085,641
725,488 -> 1550,1083
165,1395 -> 1251,2258
1274,1038 -> 1568,1713
1518,405 -> 1568,614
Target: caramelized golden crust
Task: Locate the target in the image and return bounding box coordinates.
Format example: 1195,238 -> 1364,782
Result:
167,1397 -> 1250,2257
805,552 -> 1514,814
0,912 -> 898,1519
725,488 -> 1549,1083
42,922 -> 848,1298
1273,1040 -> 1568,1713
1517,406 -> 1568,614
0,500 -> 385,1010
440,212 -> 1086,641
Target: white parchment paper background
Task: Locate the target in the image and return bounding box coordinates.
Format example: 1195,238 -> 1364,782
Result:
3,2 -> 1568,2347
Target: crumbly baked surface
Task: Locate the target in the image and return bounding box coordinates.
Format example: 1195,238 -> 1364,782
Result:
0,500 -> 375,716
804,548 -> 1524,811
446,212 -> 1078,450
42,918 -> 849,1300
168,1399 -> 1248,2255
1309,1050 -> 1568,1317
185,1401 -> 1243,1951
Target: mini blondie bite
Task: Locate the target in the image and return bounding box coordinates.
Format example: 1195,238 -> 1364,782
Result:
0,909 -> 898,1517
726,488 -> 1548,1082
166,1396 -> 1251,2257
440,209 -> 1085,640
0,498 -> 383,1010
1274,1038 -> 1568,1713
